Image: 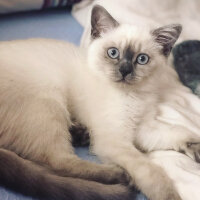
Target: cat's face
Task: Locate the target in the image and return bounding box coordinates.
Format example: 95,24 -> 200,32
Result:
88,24 -> 161,85
88,5 -> 182,87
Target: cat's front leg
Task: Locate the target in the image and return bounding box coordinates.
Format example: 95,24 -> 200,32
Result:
185,142 -> 200,162
136,113 -> 200,162
92,136 -> 181,200
167,132 -> 200,162
42,130 -> 130,185
154,103 -> 200,162
13,97 -> 130,186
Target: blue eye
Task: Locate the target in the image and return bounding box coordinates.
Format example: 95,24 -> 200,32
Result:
137,54 -> 149,65
107,47 -> 119,59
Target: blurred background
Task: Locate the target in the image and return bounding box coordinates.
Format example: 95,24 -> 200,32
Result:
0,0 -> 200,45
0,0 -> 84,45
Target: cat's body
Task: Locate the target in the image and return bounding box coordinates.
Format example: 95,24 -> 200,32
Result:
1,5 -> 200,200
0,39 -> 136,200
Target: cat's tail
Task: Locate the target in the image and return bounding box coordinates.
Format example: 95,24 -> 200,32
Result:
0,148 -> 136,200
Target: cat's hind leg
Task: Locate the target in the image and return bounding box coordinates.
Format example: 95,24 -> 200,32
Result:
0,148 -> 136,200
0,96 -> 135,199
17,97 -> 130,185
46,137 -> 130,185
0,94 -> 130,185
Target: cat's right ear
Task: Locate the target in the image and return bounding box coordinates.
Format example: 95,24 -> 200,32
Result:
151,24 -> 182,56
91,5 -> 119,39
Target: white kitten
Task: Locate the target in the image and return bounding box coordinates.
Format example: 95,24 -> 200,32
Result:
0,38 -> 135,200
1,4 -> 199,200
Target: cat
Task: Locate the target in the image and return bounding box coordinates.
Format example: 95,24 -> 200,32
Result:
70,38 -> 200,200
87,5 -> 200,198
0,40 -> 138,200
77,5 -> 200,199
0,4 -> 199,200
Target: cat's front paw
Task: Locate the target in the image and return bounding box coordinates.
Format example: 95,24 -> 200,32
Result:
186,142 -> 200,162
152,175 -> 182,200
131,161 -> 181,200
179,137 -> 200,163
140,173 -> 181,200
105,166 -> 131,185
157,187 -> 181,200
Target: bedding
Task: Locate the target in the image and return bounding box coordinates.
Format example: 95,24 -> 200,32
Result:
0,0 -> 82,14
0,9 -> 83,44
72,0 -> 200,47
173,40 -> 200,97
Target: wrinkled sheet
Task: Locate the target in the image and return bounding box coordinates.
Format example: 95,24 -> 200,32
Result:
72,0 -> 200,47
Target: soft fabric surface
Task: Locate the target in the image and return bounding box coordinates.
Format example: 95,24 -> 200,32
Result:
0,0 -> 82,14
0,9 -> 83,44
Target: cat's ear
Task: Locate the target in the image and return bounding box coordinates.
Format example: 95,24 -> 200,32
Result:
152,24 -> 182,56
91,5 -> 119,39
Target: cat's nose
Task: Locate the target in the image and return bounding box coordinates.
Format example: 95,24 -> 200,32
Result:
119,64 -> 133,78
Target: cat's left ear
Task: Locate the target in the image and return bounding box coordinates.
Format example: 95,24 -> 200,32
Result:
152,24 -> 182,56
91,5 -> 119,39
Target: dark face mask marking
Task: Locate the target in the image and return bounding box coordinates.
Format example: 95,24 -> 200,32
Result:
119,47 -> 134,78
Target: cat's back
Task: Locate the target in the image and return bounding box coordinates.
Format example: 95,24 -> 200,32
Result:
0,38 -> 79,73
0,38 -> 77,55
0,38 -> 85,106
0,38 -> 81,92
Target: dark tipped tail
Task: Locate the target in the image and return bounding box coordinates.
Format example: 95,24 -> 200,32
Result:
0,149 -> 136,200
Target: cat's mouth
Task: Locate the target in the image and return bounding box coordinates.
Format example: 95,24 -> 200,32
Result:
116,78 -> 131,85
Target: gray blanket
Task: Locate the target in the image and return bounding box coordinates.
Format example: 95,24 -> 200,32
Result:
173,40 -> 200,97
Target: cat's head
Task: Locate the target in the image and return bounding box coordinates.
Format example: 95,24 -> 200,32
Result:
88,5 -> 182,87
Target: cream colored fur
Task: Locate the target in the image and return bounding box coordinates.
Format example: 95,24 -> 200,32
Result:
0,22 -> 200,200
73,2 -> 200,199
0,39 -> 130,187
0,31 -> 176,200
85,23 -> 200,200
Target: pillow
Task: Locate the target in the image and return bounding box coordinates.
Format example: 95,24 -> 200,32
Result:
173,40 -> 200,97
0,0 -> 82,14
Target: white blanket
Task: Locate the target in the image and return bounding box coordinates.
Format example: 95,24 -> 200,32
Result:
72,1 -> 200,199
150,151 -> 200,200
72,0 -> 200,47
